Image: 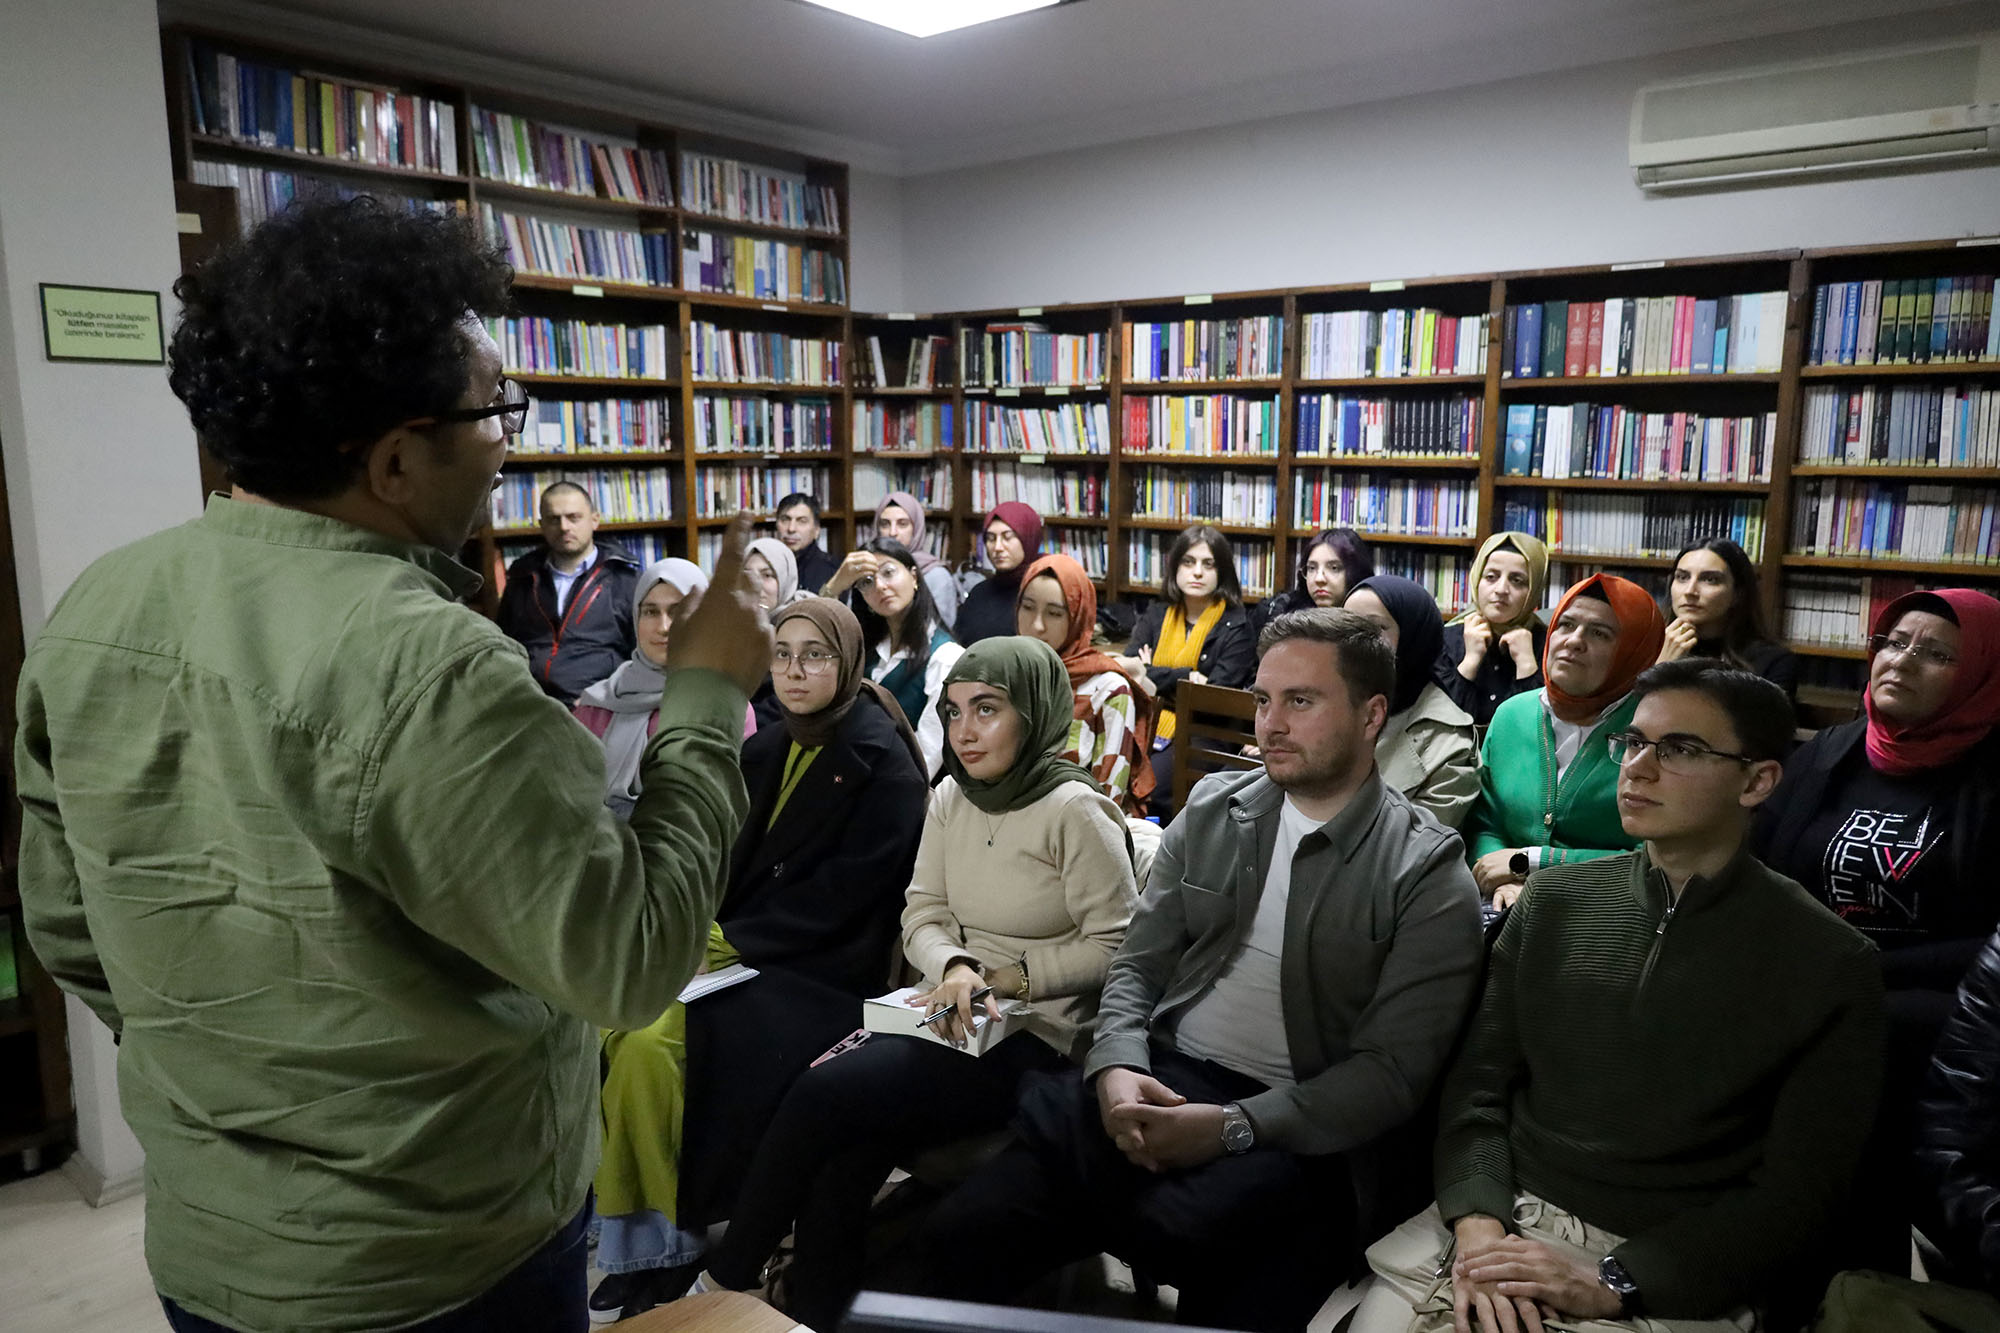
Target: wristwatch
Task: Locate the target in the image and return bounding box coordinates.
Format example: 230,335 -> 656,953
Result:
1218,1102 -> 1255,1155
1597,1255 -> 1642,1317
1508,850 -> 1531,878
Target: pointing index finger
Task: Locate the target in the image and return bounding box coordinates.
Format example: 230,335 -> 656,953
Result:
707,512 -> 755,590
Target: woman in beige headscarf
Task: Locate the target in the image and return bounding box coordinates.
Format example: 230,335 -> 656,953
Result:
1435,531 -> 1549,727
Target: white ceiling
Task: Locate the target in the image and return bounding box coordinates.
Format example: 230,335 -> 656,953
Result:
171,0 -> 1972,174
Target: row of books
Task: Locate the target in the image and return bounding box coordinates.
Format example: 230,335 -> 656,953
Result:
689,323 -> 844,386
190,160 -> 456,236
1123,316 -> 1283,383
1297,393 -> 1481,459
1501,495 -> 1767,560
468,107 -> 673,205
1121,395 -> 1280,457
1045,529 -> 1111,579
960,324 -> 1108,388
486,317 -> 674,380
1791,481 -> 2000,566
854,401 -> 953,454
183,42 -> 459,173
1537,563 -> 1670,617
862,335 -> 953,389
966,402 -> 1113,455
1294,475 -> 1479,537
1779,574 -> 1929,650
1369,549 -> 1472,614
1502,404 -> 1777,483
1299,309 -> 1489,380
855,460 -> 953,512
491,469 -> 679,529
680,152 -> 840,234
1504,292 -> 1787,379
968,463 -> 1108,517
694,465 -> 833,518
683,229 -> 847,305
1127,534 -> 1278,598
1127,468 -> 1280,527
511,398 -> 674,455
1808,276 -> 1998,367
692,395 -> 836,454
1798,384 -> 2000,469
482,205 -> 671,286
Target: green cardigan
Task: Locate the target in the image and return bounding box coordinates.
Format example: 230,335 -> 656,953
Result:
1463,688 -> 1640,867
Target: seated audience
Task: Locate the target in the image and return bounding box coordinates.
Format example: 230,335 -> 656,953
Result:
689,637 -> 1140,1330
1753,587 -> 2000,1271
587,598 -> 929,1322
956,501 -> 1045,645
744,537 -> 803,730
890,608 -> 1483,1333
495,479 -> 641,705
1115,523 -> 1257,820
776,491 -> 839,595
1256,526 -> 1374,630
829,492 -> 961,629
1015,552 -> 1154,813
1343,574 -> 1479,827
850,537 -> 965,776
1656,538 -> 1799,699
573,559 -> 753,816
1352,659 -> 1885,1333
1437,531 -> 1549,726
1465,573 -> 1666,910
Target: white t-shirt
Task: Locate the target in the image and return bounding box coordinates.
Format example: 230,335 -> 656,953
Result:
1170,795 -> 1322,1088
549,546 -> 598,614
1531,691 -> 1625,868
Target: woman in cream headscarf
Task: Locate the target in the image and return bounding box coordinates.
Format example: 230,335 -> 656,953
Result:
589,597 -> 929,1322
1435,531 -> 1550,727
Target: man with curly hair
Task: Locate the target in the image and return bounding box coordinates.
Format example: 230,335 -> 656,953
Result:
13,197 -> 771,1333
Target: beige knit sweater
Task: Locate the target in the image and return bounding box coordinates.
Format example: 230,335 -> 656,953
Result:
901,776 -> 1138,1057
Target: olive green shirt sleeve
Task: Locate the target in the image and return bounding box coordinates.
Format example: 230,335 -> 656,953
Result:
356,643 -> 749,1031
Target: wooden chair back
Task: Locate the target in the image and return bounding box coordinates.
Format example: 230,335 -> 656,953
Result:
1168,682 -> 1262,816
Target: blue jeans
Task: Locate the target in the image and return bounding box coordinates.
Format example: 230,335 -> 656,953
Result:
159,1202 -> 590,1333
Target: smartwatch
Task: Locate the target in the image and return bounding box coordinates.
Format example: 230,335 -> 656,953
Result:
1597,1255 -> 1642,1317
1218,1102 -> 1255,1155
1508,850 -> 1531,878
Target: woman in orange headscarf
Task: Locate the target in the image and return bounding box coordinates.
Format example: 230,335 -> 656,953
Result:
1462,572 -> 1666,911
1013,553 -> 1155,814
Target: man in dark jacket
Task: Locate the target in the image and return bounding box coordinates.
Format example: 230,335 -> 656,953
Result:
1919,926 -> 2000,1293
889,608 -> 1485,1333
495,480 -> 640,704
777,491 -> 839,595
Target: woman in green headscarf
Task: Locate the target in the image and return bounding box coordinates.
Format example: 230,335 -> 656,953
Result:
693,636 -> 1139,1332
1435,530 -> 1550,727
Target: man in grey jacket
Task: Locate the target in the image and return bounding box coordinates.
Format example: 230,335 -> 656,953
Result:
888,609 -> 1485,1333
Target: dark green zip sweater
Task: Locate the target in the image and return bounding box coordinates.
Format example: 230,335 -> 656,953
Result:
1434,847 -> 1885,1318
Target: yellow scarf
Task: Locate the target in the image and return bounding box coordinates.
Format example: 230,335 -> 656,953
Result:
1154,598 -> 1227,741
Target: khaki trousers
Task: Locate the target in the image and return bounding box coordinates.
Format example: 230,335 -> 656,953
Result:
1348,1194 -> 1758,1333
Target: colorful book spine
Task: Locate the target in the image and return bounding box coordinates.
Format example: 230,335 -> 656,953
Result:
968,463 -> 1108,517
1121,395 -> 1280,457
1127,467 -> 1279,527
190,159 -> 459,235
689,323 -> 843,385
680,151 -> 840,233
964,401 -> 1112,455
1503,293 -> 1785,376
691,395 -> 835,453
1798,384 -> 2000,468
1123,316 -> 1283,381
693,464 -> 833,518
1505,403 -> 1777,482
1291,472 -> 1479,537
482,204 -> 672,286
509,398 -> 673,454
491,468 -> 678,529
468,107 -> 673,204
852,400 -> 954,454
1371,550 -> 1473,616
854,459 -> 954,512
1790,480 -> 2000,564
960,325 -> 1108,387
1295,393 -> 1481,458
185,42 -> 459,173
1501,493 -> 1768,559
682,230 -> 846,305
1807,277 -> 1998,366
485,317 -> 673,379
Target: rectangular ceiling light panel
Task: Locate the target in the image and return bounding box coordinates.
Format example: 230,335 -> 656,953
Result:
800,0 -> 1063,38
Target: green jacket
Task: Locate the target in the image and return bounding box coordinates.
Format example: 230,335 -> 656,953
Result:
1434,847 -> 1884,1317
1462,687 -> 1639,867
14,499 -> 749,1332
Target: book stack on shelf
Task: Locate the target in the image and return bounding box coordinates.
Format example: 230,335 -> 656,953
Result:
680,150 -> 841,234
692,397 -> 836,454
469,107 -> 673,203
181,40 -> 460,172
1504,290 -> 1787,379
691,323 -> 843,385
1296,394 -> 1482,459
1375,550 -> 1473,615
1798,383 -> 2000,467
1806,275 -> 1998,366
1501,404 -> 1778,481
860,334 -> 953,390
483,204 -> 673,287
1295,472 -> 1479,539
854,400 -> 953,453
1121,395 -> 1280,457
966,401 -> 1112,455
853,459 -> 952,514
1790,480 -> 1998,566
1045,526 -> 1112,579
1123,314 -> 1283,382
1128,467 -> 1279,528
191,160 -> 456,233
695,464 -> 832,520
961,321 -> 1107,388
514,398 -> 674,455
1781,573 -> 1926,651
1300,307 -> 1489,379
1505,494 -> 1767,560
683,230 -> 846,305
488,317 -> 675,381
969,462 -> 1108,518
491,468 -> 679,533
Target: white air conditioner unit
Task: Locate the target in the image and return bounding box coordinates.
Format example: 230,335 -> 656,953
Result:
1631,34 -> 2000,190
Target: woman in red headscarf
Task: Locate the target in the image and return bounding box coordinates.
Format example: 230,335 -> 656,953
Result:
956,502 -> 1045,646
1463,572 -> 1667,911
1013,552 -> 1154,813
1753,587 -> 2000,1276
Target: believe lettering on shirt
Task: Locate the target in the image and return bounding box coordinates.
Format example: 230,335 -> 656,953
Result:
1823,806 -> 1948,940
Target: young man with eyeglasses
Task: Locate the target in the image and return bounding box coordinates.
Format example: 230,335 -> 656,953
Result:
15,198 -> 772,1333
495,474 -> 646,706
1352,658 -> 1884,1333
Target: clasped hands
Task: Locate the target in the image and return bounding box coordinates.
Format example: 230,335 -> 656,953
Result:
1092,1067 -> 1225,1174
1447,1216 -> 1622,1333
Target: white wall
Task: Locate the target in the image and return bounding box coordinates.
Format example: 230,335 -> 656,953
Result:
846,168 -> 908,312
0,0 -> 204,1200
895,18 -> 2000,311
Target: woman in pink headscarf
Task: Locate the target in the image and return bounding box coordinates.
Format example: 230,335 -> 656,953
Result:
823,491 -> 962,632
955,501 -> 1045,645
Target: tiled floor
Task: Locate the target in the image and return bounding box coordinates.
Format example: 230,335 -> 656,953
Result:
0,1167 -> 1367,1332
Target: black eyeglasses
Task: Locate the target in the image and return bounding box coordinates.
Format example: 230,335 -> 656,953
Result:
1606,731 -> 1755,773
408,377 -> 530,437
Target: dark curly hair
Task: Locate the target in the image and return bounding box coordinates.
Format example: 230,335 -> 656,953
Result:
169,196 -> 514,502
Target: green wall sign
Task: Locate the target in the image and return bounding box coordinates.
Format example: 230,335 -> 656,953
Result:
40,283 -> 165,364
